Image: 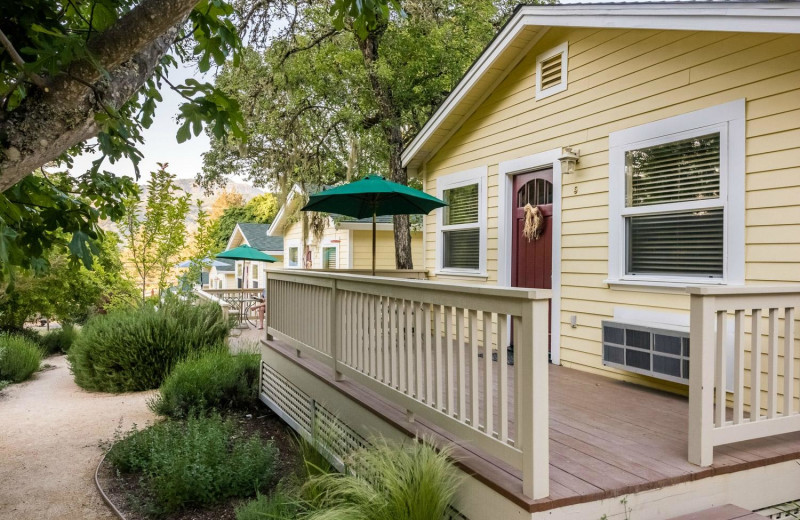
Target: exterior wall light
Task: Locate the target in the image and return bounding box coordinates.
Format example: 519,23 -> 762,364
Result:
559,147 -> 580,174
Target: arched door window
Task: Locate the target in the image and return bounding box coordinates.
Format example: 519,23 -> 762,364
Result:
517,177 -> 553,207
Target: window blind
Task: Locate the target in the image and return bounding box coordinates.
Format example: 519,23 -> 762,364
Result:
443,229 -> 480,270
626,208 -> 724,277
626,133 -> 721,207
322,247 -> 336,269
443,184 -> 479,225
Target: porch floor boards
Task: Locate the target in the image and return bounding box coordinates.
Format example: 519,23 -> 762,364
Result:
263,339 -> 800,513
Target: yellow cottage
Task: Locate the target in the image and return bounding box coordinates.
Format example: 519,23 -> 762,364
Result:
253,4 -> 800,519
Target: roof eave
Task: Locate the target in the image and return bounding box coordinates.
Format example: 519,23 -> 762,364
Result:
401,2 -> 800,170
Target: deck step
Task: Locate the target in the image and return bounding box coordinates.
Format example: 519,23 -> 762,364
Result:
668,504 -> 763,520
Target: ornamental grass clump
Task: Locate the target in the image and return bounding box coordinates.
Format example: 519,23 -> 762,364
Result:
106,414 -> 277,515
149,349 -> 260,418
0,334 -> 42,383
68,298 -> 230,392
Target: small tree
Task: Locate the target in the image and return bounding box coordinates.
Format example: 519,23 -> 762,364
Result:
183,200 -> 215,289
120,164 -> 190,300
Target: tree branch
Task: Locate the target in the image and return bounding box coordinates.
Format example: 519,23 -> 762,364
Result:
0,28 -> 49,90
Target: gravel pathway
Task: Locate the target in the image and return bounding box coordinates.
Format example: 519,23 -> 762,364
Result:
0,355 -> 156,520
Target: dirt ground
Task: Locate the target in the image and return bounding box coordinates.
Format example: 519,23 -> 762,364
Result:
0,355 -> 156,520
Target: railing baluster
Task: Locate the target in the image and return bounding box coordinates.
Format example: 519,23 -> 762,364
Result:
376,296 -> 384,383
785,307 -> 795,416
390,298 -> 398,389
499,314 -> 509,443
434,305 -> 443,410
483,311 -> 494,436
398,300 -> 407,393
456,307 -> 466,422
469,309 -> 479,427
424,304 -> 433,405
415,303 -> 424,401
444,306 -> 454,416
751,309 -> 762,421
406,300 -> 415,396
715,311 -> 726,428
768,308 -> 778,419
513,315 -> 521,444
734,309 -> 745,424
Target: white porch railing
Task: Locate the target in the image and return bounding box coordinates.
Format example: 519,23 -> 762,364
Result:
688,286 -> 800,466
194,288 -> 233,323
265,270 -> 552,499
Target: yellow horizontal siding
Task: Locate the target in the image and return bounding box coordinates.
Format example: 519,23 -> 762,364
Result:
422,26 -> 800,392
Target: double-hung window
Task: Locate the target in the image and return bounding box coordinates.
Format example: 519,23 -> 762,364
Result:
286,242 -> 300,268
436,166 -> 487,276
608,100 -> 745,286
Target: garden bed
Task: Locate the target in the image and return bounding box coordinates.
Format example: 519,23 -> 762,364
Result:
96,405 -> 304,520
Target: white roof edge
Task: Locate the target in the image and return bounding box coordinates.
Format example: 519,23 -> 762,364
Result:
401,2 -> 800,168
267,184 -> 304,237
225,224 -> 248,251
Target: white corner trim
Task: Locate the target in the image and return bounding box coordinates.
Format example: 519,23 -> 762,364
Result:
268,184 -> 304,237
435,166 -> 488,277
608,99 -> 745,287
225,224 -> 248,251
535,41 -> 568,100
498,148 -> 562,365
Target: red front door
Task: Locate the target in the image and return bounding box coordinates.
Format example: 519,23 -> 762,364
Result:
512,169 -> 554,350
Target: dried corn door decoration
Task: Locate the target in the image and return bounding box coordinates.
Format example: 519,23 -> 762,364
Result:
522,203 -> 544,241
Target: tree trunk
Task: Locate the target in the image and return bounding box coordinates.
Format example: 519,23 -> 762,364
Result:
0,0 -> 199,189
357,24 -> 413,270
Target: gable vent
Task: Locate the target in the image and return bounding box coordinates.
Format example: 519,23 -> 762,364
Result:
535,42 -> 568,100
539,54 -> 562,91
602,321 -> 690,384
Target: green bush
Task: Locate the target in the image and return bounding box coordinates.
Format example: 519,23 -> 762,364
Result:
149,349 -> 260,418
68,298 -> 230,392
0,334 -> 42,383
107,415 -> 276,514
39,324 -> 78,355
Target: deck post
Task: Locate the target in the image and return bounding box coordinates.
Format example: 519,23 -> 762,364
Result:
265,272 -> 272,341
688,293 -> 716,466
521,298 -> 550,500
330,279 -> 344,381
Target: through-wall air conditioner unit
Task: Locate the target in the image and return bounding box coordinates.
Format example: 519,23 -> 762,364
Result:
602,321 -> 690,384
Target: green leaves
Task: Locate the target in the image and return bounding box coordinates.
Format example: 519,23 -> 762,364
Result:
175,79 -> 246,144
330,0 -> 403,39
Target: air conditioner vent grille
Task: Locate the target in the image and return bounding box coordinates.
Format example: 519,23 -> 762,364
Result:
602,321 -> 690,384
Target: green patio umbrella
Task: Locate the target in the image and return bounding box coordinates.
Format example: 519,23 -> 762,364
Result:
301,175 -> 447,275
216,245 -> 277,289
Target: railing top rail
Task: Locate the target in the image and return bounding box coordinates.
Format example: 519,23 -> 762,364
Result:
195,289 -> 232,307
267,269 -> 551,301
687,285 -> 800,296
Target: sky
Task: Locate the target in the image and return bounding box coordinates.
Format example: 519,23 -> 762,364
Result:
66,0 -> 687,184
68,63 -> 213,183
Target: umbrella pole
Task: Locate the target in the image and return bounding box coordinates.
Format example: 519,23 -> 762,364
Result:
372,211 -> 376,277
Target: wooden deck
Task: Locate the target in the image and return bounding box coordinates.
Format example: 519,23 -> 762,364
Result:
668,504 -> 764,520
263,339 -> 800,513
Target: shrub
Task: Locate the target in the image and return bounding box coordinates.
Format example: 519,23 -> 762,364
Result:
302,439 -> 461,520
39,324 -> 78,355
0,334 -> 42,383
149,349 -> 260,418
106,415 -> 276,514
68,298 -> 230,392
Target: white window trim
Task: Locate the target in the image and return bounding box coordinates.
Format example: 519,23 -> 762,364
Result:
607,99 -> 746,288
320,242 -> 339,270
435,166 -> 488,277
535,42 -> 568,100
286,239 -> 301,269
